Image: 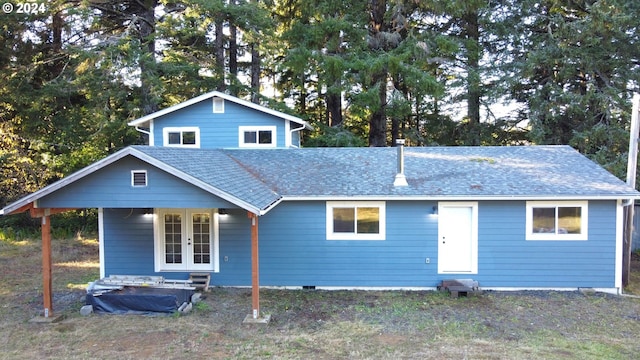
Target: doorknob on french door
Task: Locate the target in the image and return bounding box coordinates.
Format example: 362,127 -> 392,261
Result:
188,238 -> 191,245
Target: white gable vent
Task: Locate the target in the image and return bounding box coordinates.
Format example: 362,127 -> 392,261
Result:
131,170 -> 147,187
213,97 -> 224,113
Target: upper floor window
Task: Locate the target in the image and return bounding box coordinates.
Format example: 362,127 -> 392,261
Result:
239,126 -> 276,148
526,201 -> 588,241
163,127 -> 200,148
213,98 -> 224,113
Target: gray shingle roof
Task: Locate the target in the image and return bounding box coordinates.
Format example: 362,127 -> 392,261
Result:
4,144 -> 636,216
135,145 -> 640,204
132,146 -> 281,211
222,145 -> 639,199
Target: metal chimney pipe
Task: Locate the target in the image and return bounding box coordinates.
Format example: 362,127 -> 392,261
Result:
394,139 -> 408,187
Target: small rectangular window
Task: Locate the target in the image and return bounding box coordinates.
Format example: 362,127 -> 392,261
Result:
244,131 -> 257,144
526,201 -> 588,240
333,208 -> 355,233
163,127 -> 200,148
258,130 -> 272,144
167,132 -> 181,145
131,170 -> 147,187
182,131 -> 196,145
327,201 -> 386,240
213,98 -> 224,113
239,126 -> 277,147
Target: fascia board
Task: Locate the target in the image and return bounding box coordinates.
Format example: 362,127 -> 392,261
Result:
280,194 -> 640,202
0,147 -> 135,215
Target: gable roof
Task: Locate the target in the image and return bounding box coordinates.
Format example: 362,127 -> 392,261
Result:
127,91 -> 312,130
0,146 -> 281,216
2,145 -> 638,217
132,146 -> 281,211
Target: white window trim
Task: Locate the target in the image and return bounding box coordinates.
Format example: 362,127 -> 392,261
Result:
162,127 -> 200,148
213,97 -> 225,113
153,208 -> 220,272
131,170 -> 147,187
149,120 -> 155,146
326,201 -> 386,240
526,201 -> 588,241
238,126 -> 277,148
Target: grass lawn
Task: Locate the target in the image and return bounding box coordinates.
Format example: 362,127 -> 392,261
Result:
1,233 -> 640,359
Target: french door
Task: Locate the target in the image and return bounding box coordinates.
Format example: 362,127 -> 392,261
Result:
156,209 -> 219,272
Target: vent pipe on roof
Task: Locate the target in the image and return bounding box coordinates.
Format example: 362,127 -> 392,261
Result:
394,139 -> 408,187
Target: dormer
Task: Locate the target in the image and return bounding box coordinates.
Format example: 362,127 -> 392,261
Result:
128,91 -> 312,149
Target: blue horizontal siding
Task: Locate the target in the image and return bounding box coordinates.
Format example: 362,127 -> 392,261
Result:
101,200 -> 619,289
103,208 -> 156,276
38,156 -> 237,209
212,208 -> 252,285
255,201 -> 437,287
473,201 -> 616,288
151,99 -> 289,148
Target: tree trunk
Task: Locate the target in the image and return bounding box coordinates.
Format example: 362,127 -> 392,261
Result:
369,75 -> 388,146
463,10 -> 481,145
215,17 -> 226,91
326,92 -> 343,127
229,21 -> 238,96
250,43 -> 261,103
138,0 -> 159,115
368,0 -> 388,146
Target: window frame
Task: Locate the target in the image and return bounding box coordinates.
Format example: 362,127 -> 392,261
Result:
238,126 -> 277,148
162,127 -> 200,148
326,201 -> 386,240
525,201 -> 588,241
131,170 -> 147,187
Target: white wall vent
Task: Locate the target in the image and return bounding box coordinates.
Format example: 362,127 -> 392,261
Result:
213,97 -> 225,113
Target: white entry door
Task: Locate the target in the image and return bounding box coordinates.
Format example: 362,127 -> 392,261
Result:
437,203 -> 478,274
156,209 -> 219,272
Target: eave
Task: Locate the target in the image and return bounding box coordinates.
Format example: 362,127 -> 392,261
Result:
281,194 -> 640,202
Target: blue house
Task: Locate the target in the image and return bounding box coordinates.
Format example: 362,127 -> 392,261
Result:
2,91 -> 639,320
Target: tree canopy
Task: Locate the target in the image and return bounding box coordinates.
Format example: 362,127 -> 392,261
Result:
1,0 -> 639,209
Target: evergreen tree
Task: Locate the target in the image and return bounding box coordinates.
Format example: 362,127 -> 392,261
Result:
513,0 -> 640,178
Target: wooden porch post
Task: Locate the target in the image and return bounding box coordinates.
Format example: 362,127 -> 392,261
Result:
244,211 -> 270,323
41,214 -> 53,318
250,212 -> 260,318
25,207 -> 75,321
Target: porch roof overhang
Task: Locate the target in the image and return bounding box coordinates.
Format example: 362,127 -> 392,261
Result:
0,147 -> 281,217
